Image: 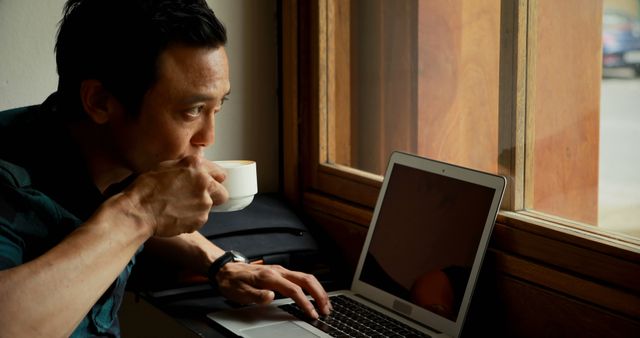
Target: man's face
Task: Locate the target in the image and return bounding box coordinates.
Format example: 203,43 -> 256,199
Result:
112,44 -> 230,172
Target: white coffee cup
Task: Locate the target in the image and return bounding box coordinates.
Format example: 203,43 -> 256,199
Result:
211,160 -> 258,212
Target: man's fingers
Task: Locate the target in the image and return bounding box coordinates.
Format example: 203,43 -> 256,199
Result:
221,280 -> 275,305
178,154 -> 201,168
272,267 -> 331,316
205,160 -> 227,182
211,166 -> 227,183
256,290 -> 276,305
255,267 -> 321,319
208,178 -> 228,206
176,156 -> 226,183
217,263 -> 330,319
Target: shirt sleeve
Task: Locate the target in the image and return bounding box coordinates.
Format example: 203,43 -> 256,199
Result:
0,160 -> 78,271
0,161 -> 30,270
0,194 -> 26,270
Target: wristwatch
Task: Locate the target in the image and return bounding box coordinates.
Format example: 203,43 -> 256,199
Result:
208,250 -> 249,289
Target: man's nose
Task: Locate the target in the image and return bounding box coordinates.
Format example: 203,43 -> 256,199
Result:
192,115 -> 215,147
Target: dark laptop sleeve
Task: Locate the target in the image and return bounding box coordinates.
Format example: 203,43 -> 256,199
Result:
201,193 -> 322,269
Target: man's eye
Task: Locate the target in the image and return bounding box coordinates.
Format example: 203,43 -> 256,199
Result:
186,106 -> 205,117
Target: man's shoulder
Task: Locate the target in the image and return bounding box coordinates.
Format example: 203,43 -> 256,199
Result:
0,96 -> 58,183
0,93 -> 60,131
0,103 -> 45,164
0,159 -> 31,189
0,104 -> 41,127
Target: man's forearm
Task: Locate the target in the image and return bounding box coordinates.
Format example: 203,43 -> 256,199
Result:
0,195 -> 152,337
144,231 -> 225,275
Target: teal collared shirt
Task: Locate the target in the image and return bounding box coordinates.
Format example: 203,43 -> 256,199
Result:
0,98 -> 138,337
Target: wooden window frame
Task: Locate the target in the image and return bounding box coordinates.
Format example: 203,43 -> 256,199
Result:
281,0 -> 640,334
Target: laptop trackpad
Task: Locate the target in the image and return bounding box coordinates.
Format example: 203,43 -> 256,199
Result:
240,321 -> 321,338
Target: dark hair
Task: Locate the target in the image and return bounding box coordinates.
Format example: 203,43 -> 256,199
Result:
55,0 -> 227,120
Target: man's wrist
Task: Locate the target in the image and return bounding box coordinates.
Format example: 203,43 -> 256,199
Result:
101,193 -> 155,240
208,250 -> 249,288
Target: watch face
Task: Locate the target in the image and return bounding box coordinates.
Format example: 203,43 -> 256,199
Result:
229,250 -> 248,263
208,250 -> 249,287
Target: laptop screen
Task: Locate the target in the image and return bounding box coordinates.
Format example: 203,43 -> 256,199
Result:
359,162 -> 496,322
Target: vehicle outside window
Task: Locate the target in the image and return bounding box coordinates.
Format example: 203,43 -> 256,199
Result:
602,9 -> 640,76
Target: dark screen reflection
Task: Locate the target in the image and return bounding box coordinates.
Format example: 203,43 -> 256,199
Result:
360,164 -> 495,321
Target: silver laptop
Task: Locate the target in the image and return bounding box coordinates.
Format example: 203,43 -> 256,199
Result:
207,151 -> 506,338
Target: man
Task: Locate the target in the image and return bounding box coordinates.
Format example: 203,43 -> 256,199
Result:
0,0 -> 330,336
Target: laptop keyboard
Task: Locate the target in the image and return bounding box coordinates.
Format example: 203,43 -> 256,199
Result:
278,294 -> 431,338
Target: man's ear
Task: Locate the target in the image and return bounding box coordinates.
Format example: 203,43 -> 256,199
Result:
79,79 -> 122,124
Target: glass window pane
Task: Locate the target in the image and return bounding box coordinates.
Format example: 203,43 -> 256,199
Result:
328,0 -> 501,176
324,0 -> 640,240
525,0 -> 601,225
600,2 -> 640,236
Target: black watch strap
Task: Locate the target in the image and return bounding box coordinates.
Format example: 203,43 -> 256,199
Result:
208,250 -> 248,289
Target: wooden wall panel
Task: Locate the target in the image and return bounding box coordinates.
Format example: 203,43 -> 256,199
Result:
303,201 -> 368,284
281,0 -> 300,204
467,266 -> 640,338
